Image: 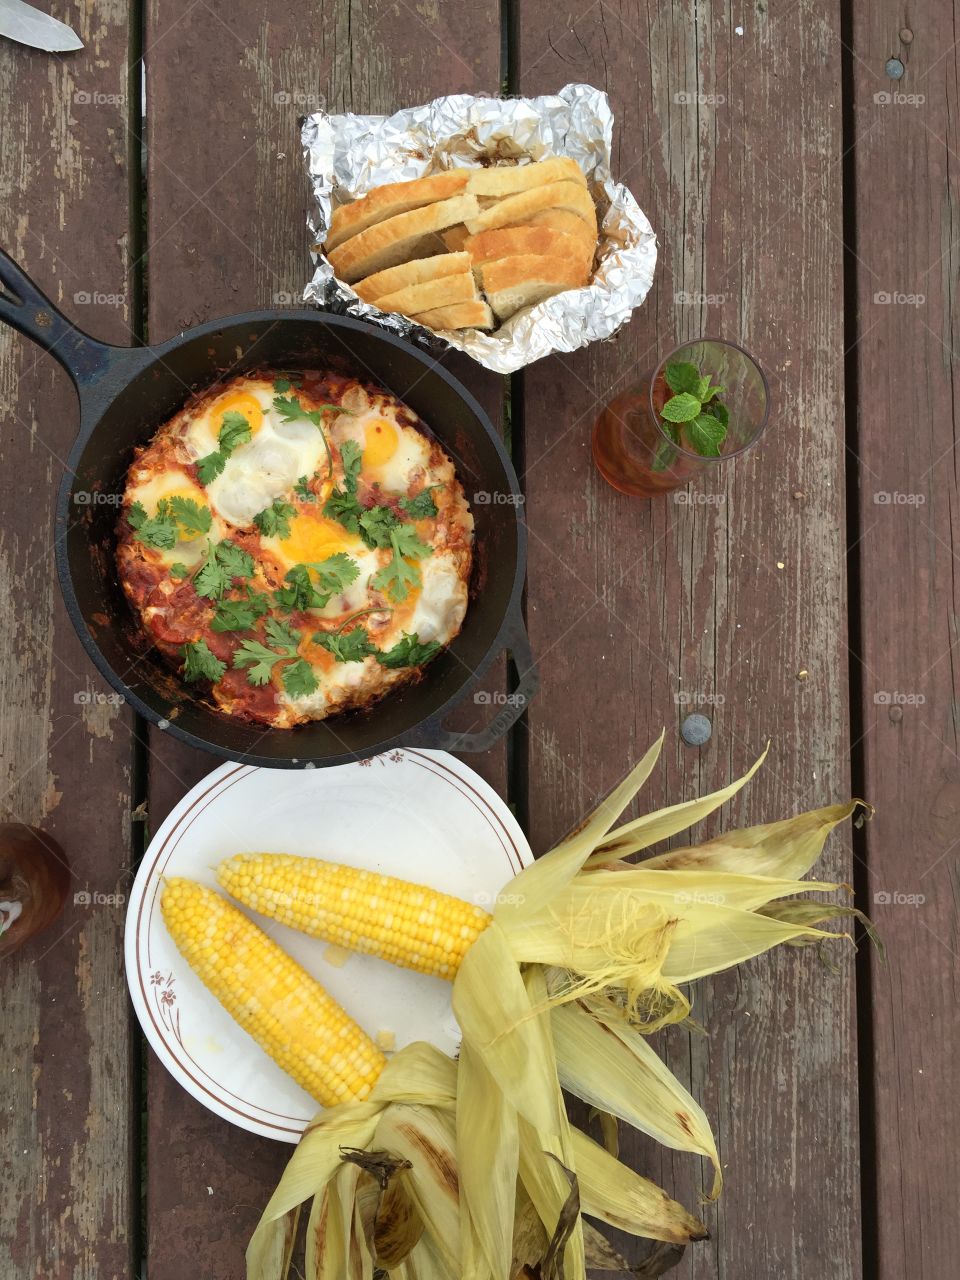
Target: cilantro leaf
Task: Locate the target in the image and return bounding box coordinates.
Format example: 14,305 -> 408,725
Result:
294,474 -> 315,500
169,562 -> 189,580
196,449 -> 227,485
339,440 -> 363,492
314,626 -> 377,664
194,540 -> 256,600
323,489 -> 362,532
275,554 -> 359,612
264,617 -> 302,652
218,411 -> 252,453
371,526 -> 432,603
275,565 -> 322,612
663,361 -> 701,396
273,375 -> 302,393
232,639 -> 282,686
211,592 -> 270,632
400,488 -> 439,519
282,658 -> 319,698
273,394 -> 342,428
660,392 -> 702,423
309,553 -> 360,595
685,413 -> 726,458
359,505 -> 400,549
253,499 -> 297,540
182,638 -> 227,683
127,498 -> 177,550
167,495 -> 212,538
376,632 -> 442,669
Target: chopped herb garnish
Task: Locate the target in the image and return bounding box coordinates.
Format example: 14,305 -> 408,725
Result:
253,498 -> 297,540
232,617 -> 302,686
282,658 -> 319,698
376,632 -> 442,669
274,553 -> 359,612
294,474 -> 316,500
169,562 -> 189,580
314,626 -> 377,664
181,638 -> 227,683
128,496 -> 211,550
323,439 -> 364,531
399,487 -> 439,519
358,504 -> 401,549
194,539 -> 255,600
210,591 -> 270,633
196,410 -> 252,485
371,525 -> 432,603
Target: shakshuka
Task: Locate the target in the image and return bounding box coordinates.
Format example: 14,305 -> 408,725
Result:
116,372 -> 474,727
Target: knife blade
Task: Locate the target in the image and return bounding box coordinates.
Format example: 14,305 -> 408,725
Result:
0,0 -> 83,51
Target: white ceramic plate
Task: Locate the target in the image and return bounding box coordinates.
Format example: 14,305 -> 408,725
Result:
125,749 -> 531,1141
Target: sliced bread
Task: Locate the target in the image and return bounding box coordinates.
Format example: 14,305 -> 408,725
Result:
412,300 -> 495,331
375,270 -> 478,316
465,225 -> 593,272
481,254 -> 589,320
527,204 -> 599,243
328,194 -> 480,283
353,252 -> 471,303
465,156 -> 584,198
326,171 -> 468,252
442,225 -> 470,252
464,181 -> 596,236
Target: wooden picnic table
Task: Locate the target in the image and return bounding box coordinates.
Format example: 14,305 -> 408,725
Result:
1,2 -> 956,1277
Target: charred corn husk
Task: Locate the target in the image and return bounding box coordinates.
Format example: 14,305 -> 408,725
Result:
218,854 -> 490,979
161,879 -> 386,1106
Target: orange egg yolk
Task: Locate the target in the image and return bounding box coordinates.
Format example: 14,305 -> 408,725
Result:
281,511 -> 363,564
363,418 -> 399,468
210,391 -> 264,439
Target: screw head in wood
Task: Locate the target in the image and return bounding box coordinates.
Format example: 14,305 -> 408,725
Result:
681,713 -> 712,746
886,57 -> 905,79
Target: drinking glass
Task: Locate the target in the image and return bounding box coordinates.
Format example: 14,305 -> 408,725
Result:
592,338 -> 770,497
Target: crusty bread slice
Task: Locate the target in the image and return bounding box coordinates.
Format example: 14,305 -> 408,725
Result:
412,300 -> 495,331
354,252 -> 471,303
465,225 -> 592,271
466,156 -> 584,198
481,254 -> 589,320
465,181 -> 595,236
326,172 -> 469,252
375,270 -> 478,316
442,225 -> 470,252
329,194 -> 480,283
527,204 -> 599,243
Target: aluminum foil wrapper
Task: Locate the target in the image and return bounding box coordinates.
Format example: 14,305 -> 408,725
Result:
301,83 -> 657,374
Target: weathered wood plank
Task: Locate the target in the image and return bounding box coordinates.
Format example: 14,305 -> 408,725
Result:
517,3 -> 859,1275
849,10 -> 960,1277
0,12 -> 136,1279
142,3 -> 503,1274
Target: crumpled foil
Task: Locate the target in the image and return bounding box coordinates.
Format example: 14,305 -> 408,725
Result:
301,82 -> 657,374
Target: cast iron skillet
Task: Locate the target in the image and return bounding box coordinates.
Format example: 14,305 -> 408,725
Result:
0,249 -> 535,767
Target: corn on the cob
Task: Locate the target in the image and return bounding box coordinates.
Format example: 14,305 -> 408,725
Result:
161,878 -> 386,1105
217,854 -> 491,980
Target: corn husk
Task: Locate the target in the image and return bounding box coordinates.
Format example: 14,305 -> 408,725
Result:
248,736 -> 870,1280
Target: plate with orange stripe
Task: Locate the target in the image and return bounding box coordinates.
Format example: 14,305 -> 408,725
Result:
124,749 -> 531,1140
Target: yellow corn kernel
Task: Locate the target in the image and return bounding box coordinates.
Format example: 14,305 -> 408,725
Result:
161,878 -> 386,1106
217,854 -> 492,981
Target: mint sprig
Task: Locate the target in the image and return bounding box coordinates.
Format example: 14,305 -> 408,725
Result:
659,360 -> 729,460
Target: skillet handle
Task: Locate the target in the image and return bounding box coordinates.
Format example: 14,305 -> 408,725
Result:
0,248 -> 121,387
418,617 -> 538,754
